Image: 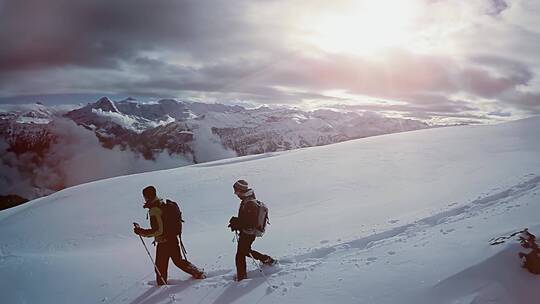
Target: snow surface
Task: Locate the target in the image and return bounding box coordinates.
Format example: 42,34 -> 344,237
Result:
1,117 -> 539,304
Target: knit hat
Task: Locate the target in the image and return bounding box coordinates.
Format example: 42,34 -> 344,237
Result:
233,180 -> 249,193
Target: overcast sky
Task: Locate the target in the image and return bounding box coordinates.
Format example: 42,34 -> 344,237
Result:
0,0 -> 539,123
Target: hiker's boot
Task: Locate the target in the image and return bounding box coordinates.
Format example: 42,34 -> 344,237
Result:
192,271 -> 206,279
262,257 -> 276,266
235,273 -> 247,281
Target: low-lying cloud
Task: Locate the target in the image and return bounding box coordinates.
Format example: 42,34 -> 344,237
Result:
191,125 -> 237,163
0,119 -> 193,199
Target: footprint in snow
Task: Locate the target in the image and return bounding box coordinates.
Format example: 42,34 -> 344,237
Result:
440,228 -> 455,235
388,219 -> 399,224
365,257 -> 378,264
387,251 -> 396,255
320,240 -> 329,244
293,281 -> 303,287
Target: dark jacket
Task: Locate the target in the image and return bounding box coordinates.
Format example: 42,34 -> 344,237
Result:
237,189 -> 259,235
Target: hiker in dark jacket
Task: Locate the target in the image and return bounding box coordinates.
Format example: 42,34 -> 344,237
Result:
229,180 -> 275,281
134,186 -> 204,285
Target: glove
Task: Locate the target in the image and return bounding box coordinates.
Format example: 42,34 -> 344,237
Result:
134,227 -> 143,235
228,216 -> 240,231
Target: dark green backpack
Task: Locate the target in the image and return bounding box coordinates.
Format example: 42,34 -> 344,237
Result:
160,199 -> 184,239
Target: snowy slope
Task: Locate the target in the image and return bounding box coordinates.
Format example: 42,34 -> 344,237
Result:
0,117 -> 539,304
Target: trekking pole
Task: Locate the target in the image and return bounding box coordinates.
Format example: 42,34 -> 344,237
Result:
179,237 -> 188,260
248,251 -> 278,289
134,223 -> 167,286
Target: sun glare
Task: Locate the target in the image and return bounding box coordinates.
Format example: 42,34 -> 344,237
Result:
302,0 -> 421,55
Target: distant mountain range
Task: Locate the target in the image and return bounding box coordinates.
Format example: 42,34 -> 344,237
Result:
0,97 -> 429,202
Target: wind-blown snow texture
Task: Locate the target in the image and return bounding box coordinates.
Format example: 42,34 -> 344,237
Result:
1,117 -> 539,304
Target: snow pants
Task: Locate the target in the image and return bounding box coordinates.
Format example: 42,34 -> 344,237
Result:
155,238 -> 202,285
236,233 -> 271,278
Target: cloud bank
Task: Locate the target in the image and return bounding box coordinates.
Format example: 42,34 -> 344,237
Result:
0,0 -> 539,122
0,119 -> 192,199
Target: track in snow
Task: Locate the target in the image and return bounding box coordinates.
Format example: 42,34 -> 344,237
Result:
115,174 -> 540,304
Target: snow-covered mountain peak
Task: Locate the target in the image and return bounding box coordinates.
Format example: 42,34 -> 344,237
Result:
93,96 -> 119,113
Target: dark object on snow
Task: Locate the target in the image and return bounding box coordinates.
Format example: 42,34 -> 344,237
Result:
231,180 -> 275,280
489,228 -> 528,245
142,185 -> 157,200
161,199 -> 184,239
0,194 -> 29,211
233,180 -> 269,237
228,216 -> 241,231
235,233 -> 275,280
134,222 -> 167,285
243,199 -> 269,237
156,237 -> 205,284
518,230 -> 540,275
134,185 -> 204,284
233,180 -> 249,192
161,199 -> 189,259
